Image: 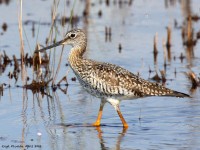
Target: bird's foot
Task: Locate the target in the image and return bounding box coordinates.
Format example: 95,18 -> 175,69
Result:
123,124 -> 129,129
92,121 -> 101,127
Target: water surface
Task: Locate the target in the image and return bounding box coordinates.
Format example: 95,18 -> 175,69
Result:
0,0 -> 200,149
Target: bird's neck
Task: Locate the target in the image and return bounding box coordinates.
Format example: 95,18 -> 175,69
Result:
68,45 -> 86,67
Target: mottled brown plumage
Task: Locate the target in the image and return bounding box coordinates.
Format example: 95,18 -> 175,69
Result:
36,29 -> 190,128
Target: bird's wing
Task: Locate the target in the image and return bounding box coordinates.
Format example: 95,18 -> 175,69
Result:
78,60 -> 152,97
76,60 -> 189,98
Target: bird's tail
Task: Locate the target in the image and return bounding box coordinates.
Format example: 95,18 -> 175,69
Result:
167,91 -> 191,98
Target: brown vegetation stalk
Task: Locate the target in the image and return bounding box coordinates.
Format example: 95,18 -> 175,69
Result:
18,0 -> 26,84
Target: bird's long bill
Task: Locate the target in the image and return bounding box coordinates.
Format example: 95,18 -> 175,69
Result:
35,39 -> 64,53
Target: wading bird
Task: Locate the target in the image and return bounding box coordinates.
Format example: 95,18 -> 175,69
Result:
36,29 -> 190,128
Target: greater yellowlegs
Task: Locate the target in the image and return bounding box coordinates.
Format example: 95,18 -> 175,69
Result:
36,29 -> 190,128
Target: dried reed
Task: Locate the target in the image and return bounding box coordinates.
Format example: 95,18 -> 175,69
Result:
153,33 -> 158,64
18,0 -> 26,84
52,0 -> 77,85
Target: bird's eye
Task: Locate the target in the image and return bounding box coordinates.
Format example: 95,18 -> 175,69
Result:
70,33 -> 76,38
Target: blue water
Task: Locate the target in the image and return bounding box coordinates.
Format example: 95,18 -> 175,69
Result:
0,0 -> 200,149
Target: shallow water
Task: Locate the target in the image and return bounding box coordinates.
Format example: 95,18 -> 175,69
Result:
0,0 -> 200,150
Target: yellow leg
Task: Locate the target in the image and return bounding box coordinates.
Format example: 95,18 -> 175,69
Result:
107,98 -> 129,128
92,100 -> 106,126
116,107 -> 129,128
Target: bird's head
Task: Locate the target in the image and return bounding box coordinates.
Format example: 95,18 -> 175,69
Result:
35,29 -> 86,53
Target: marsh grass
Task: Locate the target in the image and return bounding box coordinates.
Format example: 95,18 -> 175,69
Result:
186,72 -> 200,90
1,0 -> 78,93
18,0 -> 26,85
52,0 -> 77,85
24,0 -> 77,92
50,0 -> 77,85
153,33 -> 158,64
